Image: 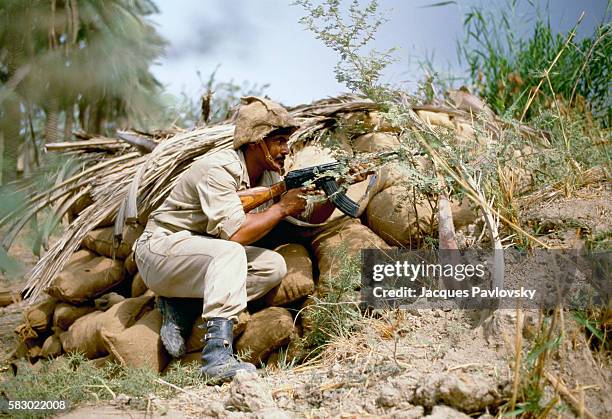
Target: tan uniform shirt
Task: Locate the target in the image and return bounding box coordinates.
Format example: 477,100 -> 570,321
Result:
150,149 -> 280,239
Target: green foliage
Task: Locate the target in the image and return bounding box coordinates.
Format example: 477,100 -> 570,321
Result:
503,315 -> 563,417
300,247 -> 363,357
490,107 -> 611,204
459,1 -> 611,126
294,0 -> 397,102
0,353 -> 203,418
585,230 -> 612,253
573,310 -> 609,351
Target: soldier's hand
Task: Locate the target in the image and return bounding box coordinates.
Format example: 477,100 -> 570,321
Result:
279,188 -> 308,217
344,163 -> 374,184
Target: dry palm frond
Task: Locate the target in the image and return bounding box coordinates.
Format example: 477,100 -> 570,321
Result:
44,139 -> 130,154
21,125 -> 235,301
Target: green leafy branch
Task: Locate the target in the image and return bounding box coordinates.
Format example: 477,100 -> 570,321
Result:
294,0 -> 397,102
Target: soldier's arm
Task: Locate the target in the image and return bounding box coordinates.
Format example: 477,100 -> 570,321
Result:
229,188 -> 307,245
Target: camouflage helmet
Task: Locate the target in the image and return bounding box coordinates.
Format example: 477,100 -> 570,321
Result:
233,96 -> 299,149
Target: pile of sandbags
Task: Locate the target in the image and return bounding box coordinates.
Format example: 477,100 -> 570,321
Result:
15,105 -> 499,371
13,220 -> 160,368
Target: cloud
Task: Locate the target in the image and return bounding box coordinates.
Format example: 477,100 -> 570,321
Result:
162,2 -> 256,61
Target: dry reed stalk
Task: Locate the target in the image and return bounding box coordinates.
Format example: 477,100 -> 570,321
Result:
510,308 -> 524,413
519,12 -> 584,121
544,371 -> 597,419
518,166 -> 607,208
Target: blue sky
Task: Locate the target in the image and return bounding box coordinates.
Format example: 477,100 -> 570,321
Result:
148,0 -> 609,106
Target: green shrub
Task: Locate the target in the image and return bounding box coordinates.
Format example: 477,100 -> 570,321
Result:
0,353 -> 202,418
459,2 -> 611,126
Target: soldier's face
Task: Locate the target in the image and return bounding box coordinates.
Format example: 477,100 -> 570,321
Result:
264,135 -> 290,172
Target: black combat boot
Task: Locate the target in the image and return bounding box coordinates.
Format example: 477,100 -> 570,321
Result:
158,297 -> 201,358
200,317 -> 255,383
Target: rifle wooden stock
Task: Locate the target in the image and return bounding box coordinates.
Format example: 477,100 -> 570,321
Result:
238,182 -> 287,213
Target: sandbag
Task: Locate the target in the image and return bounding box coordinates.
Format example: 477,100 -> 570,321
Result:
46,251 -> 125,304
0,287 -> 21,307
298,294 -> 317,336
342,111 -> 398,132
366,185 -> 435,247
311,219 -> 389,289
60,295 -> 153,359
446,89 -> 495,119
124,252 -> 138,276
90,355 -> 114,369
82,224 -> 144,259
263,244 -> 314,307
53,303 -> 96,330
352,132 -> 400,153
41,334 -> 62,358
101,308 -> 169,372
68,192 -> 94,218
266,328 -> 303,368
23,298 -> 57,333
366,186 -> 478,247
416,110 -> 454,129
59,311 -> 104,358
27,345 -> 42,361
454,119 -> 476,142
284,143 -> 348,171
235,307 -> 294,364
94,292 -> 125,311
131,273 -> 147,298
376,157 -> 433,192
186,310 -> 250,353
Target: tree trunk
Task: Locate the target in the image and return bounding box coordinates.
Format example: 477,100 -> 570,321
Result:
22,133 -> 31,177
91,99 -> 105,134
0,131 -> 4,185
44,98 -> 60,143
78,100 -> 88,132
64,103 -> 74,141
0,97 -> 22,184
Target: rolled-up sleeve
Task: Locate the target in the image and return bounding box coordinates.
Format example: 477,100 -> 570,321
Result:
196,164 -> 246,239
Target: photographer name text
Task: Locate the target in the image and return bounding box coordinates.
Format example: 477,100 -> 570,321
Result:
371,286 -> 536,300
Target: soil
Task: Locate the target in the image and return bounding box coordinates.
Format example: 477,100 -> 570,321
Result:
2,186 -> 611,418
58,308 -> 611,418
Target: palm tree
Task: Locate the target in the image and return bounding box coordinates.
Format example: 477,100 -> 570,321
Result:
0,0 -> 166,183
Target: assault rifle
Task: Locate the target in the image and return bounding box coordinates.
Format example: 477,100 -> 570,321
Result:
237,151 -> 399,217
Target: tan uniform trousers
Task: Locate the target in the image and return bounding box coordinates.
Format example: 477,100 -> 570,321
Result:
133,222 -> 286,319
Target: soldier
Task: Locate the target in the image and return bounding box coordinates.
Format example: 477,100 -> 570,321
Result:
134,97 -> 337,382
